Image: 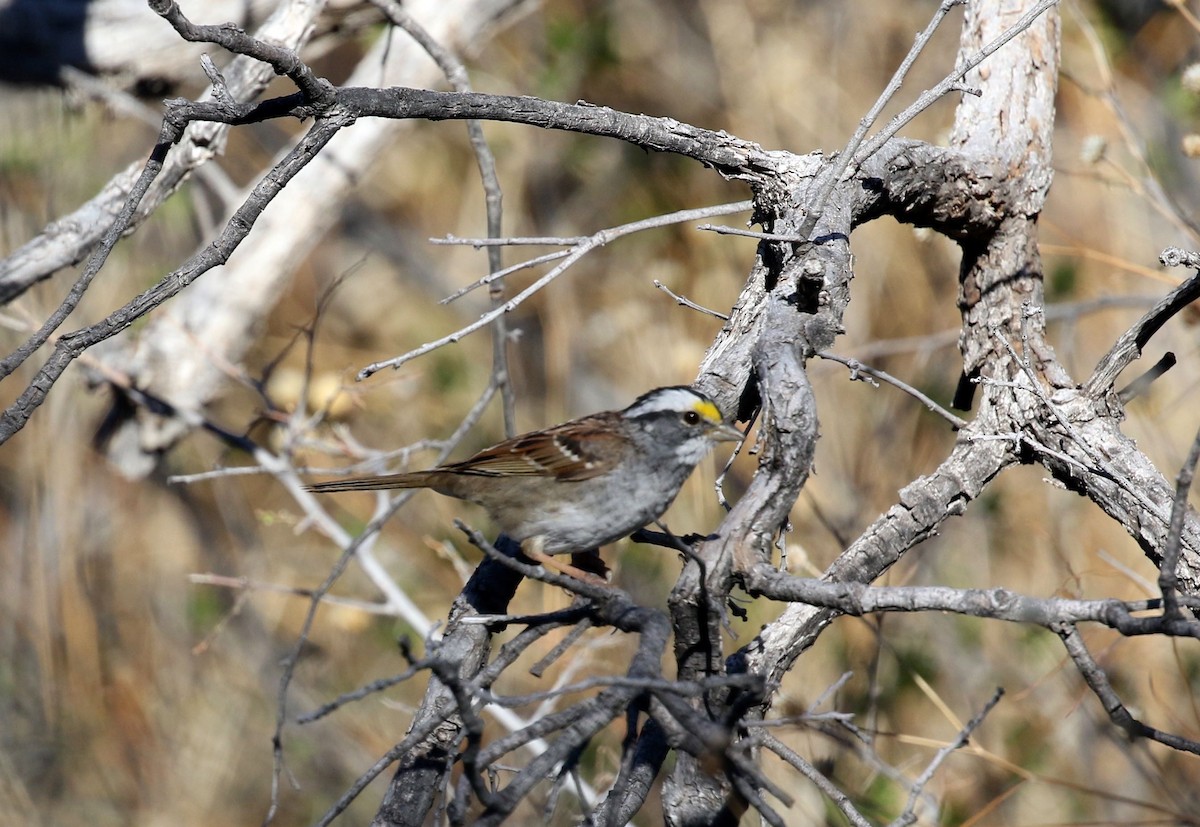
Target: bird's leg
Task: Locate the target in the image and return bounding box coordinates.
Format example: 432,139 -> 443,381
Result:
520,537 -> 608,585
569,550 -> 610,581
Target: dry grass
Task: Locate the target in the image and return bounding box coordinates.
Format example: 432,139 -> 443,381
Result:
2,1 -> 1199,824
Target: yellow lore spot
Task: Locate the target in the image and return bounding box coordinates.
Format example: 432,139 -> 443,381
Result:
693,400 -> 723,424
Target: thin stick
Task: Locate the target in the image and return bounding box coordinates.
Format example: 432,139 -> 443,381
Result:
850,0 -> 1060,169
818,351 -> 967,428
800,0 -> 967,238
189,573 -> 402,615
758,733 -> 873,827
432,235 -> 589,247
436,203 -> 750,303
441,250 -> 571,304
1056,624 -> 1200,755
370,0 -> 518,435
653,280 -> 730,320
696,224 -> 806,243
1085,249 -> 1200,396
1159,424 -> 1200,619
993,328 -> 1175,533
889,688 -> 1005,827
357,201 -> 752,379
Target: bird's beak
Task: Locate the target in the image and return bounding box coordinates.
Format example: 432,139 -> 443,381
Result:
711,422 -> 744,442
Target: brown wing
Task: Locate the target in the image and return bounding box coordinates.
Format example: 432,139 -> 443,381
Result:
438,411 -> 627,481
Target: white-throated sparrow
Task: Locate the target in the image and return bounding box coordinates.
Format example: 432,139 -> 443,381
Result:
307,386 -> 742,569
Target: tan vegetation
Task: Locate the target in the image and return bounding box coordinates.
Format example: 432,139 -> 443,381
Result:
2,0 -> 1199,824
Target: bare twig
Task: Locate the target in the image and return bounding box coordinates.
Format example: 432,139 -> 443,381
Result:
456,521 -> 617,603
298,660 -> 428,724
696,224 -> 806,243
1168,0 -> 1200,34
60,65 -> 172,128
758,732 -> 873,827
1160,424 -> 1200,619
993,328 -> 1179,537
1085,249 -> 1200,397
266,491 -> 403,824
188,573 -> 403,615
1055,624 -> 1200,756
653,280 -> 730,320
1068,8 -> 1200,240
743,571 -> 1200,637
150,0 -> 334,103
0,126 -> 173,386
316,702 -> 469,826
888,688 -> 1004,827
369,0 -> 517,435
357,201 -> 752,378
1116,352 -> 1176,403
0,0 -> 327,304
433,234 -> 589,247
838,294 -> 1159,363
440,250 -> 573,304
437,202 -> 750,302
818,351 -> 968,428
1040,242 -> 1180,285
850,0 -> 1060,169
0,114 -> 353,448
530,620 -> 593,678
488,672 -> 760,709
800,0 -> 967,238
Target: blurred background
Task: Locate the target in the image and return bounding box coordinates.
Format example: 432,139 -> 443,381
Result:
2,0 -> 1199,824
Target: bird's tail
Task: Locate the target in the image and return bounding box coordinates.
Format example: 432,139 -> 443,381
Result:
306,472 -> 431,493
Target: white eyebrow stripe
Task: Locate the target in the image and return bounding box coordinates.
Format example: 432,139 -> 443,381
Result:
625,388 -> 707,416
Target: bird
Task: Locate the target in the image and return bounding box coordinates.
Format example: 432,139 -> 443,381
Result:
307,385 -> 742,577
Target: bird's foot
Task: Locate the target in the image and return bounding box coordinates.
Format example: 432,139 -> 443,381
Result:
520,539 -> 610,586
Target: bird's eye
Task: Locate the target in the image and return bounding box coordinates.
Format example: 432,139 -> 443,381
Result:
683,410 -> 701,425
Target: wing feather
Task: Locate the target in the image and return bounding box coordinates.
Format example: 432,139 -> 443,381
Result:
439,412 -> 626,481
